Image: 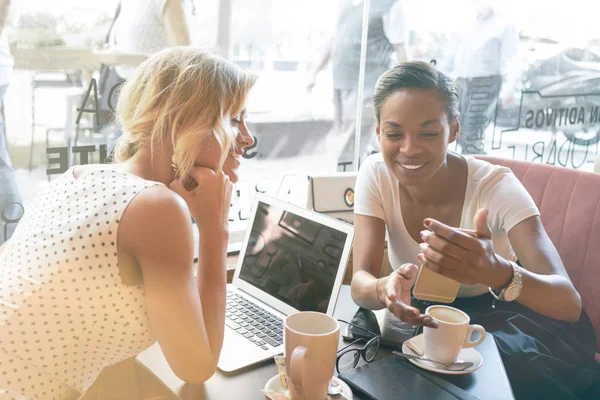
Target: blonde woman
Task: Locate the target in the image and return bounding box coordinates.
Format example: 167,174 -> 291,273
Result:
0,47 -> 256,399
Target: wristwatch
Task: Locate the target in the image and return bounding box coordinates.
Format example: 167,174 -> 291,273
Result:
489,262 -> 522,302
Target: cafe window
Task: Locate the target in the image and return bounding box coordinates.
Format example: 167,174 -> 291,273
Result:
2,0 -> 599,243
405,0 -> 600,170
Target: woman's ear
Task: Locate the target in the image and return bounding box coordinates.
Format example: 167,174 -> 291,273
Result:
449,116 -> 460,144
376,124 -> 382,144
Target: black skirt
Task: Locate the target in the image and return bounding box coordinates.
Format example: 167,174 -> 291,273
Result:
412,293 -> 600,400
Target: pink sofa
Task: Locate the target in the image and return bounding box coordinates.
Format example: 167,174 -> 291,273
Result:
477,156 -> 600,360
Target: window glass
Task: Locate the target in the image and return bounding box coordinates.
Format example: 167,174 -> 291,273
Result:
405,0 -> 599,171
1,0 -> 599,244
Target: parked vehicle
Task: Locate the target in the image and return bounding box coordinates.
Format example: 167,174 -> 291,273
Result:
497,47 -> 600,146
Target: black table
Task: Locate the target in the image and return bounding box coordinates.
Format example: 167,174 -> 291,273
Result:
136,286 -> 514,399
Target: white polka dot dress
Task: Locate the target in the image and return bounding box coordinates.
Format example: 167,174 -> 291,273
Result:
0,168 -> 162,399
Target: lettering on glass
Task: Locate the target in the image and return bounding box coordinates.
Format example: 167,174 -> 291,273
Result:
1,202 -> 24,242
242,135 -> 258,159
76,78 -> 100,127
489,90 -> 600,168
46,145 -> 110,176
76,78 -> 124,126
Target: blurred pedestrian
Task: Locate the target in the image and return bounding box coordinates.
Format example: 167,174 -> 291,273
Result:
307,0 -> 410,170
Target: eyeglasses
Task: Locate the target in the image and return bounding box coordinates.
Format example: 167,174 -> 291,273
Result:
336,319 -> 381,374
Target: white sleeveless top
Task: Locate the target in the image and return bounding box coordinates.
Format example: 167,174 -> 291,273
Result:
0,168 -> 162,399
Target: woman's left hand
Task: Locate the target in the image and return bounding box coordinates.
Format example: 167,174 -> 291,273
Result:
418,208 -> 513,289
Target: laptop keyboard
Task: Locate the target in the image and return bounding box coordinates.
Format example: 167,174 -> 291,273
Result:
225,291 -> 284,350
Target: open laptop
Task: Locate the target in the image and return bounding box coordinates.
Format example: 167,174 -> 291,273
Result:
217,193 -> 355,372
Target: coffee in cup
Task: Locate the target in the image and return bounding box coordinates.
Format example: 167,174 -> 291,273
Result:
423,305 -> 486,364
284,311 -> 339,400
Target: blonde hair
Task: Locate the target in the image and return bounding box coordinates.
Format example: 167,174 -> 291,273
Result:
113,47 -> 257,178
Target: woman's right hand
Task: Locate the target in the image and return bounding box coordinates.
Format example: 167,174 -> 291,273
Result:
170,167 -> 233,232
380,263 -> 438,328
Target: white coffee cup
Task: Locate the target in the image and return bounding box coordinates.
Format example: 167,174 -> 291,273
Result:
423,305 -> 486,364
285,312 -> 339,400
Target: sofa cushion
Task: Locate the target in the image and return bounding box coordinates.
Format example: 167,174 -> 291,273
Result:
477,157 -> 600,352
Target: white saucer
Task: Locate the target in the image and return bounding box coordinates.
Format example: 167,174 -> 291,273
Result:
263,375 -> 353,399
401,333 -> 483,375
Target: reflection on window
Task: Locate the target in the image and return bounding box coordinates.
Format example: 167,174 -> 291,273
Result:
1,0 -> 599,243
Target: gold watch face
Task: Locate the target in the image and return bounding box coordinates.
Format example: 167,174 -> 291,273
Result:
504,285 -> 521,302
344,188 -> 354,208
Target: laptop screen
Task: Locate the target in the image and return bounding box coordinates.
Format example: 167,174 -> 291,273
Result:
238,200 -> 348,313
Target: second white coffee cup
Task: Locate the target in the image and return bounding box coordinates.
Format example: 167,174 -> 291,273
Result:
423,305 -> 486,364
